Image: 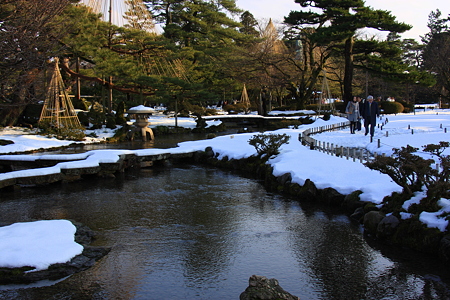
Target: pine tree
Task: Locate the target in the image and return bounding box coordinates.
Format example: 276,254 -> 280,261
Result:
285,0 -> 411,102
144,0 -> 243,48
421,10 -> 450,104
239,11 -> 259,37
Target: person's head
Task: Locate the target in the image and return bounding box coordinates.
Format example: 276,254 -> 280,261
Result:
352,96 -> 357,102
367,95 -> 374,102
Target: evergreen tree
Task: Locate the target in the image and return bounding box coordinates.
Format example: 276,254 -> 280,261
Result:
144,0 -> 260,106
421,10 -> 450,104
145,0 -> 243,47
239,11 -> 259,36
58,4 -> 180,101
421,9 -> 449,44
285,0 -> 411,102
0,0 -> 76,126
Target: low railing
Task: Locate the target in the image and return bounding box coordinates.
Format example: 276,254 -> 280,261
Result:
300,114 -> 449,166
299,121 -> 374,163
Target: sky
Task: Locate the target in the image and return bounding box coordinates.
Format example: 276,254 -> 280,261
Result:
235,0 -> 450,41
79,0 -> 449,41
0,107 -> 449,272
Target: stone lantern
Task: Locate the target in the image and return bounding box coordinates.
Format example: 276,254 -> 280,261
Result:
127,105 -> 155,141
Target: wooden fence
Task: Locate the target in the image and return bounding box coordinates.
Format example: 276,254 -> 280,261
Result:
298,121 -> 374,163
299,115 -> 448,167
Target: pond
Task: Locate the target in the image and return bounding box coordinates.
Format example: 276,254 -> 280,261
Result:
33,130 -> 241,155
0,163 -> 449,299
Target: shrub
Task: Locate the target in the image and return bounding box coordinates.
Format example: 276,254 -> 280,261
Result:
88,101 -> 106,129
77,112 -> 90,127
186,104 -> 205,116
105,114 -> 116,129
266,119 -> 303,130
154,125 -> 170,134
38,120 -> 86,141
194,113 -> 207,129
72,97 -> 90,111
115,101 -> 127,125
223,103 -> 249,114
365,142 -> 450,202
380,101 -> 404,114
18,104 -> 42,127
397,100 -> 414,113
248,133 -> 290,160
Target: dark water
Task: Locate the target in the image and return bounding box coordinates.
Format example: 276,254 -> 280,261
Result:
0,165 -> 450,299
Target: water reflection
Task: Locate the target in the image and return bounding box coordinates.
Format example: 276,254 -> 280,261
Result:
0,165 -> 449,299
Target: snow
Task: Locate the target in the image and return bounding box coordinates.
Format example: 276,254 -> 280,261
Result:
313,110 -> 450,157
0,127 -> 118,154
402,190 -> 428,210
0,220 -> 83,271
0,107 -> 449,271
127,105 -> 155,112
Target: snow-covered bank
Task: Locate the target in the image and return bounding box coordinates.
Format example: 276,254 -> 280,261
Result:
1,110 -> 448,206
0,220 -> 83,271
1,115 -> 403,204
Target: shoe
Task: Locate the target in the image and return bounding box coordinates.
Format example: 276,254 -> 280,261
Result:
365,132 -> 368,136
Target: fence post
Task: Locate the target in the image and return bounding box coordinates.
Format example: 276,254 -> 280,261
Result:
378,139 -> 381,148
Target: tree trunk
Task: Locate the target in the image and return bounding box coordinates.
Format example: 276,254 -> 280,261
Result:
343,36 -> 354,103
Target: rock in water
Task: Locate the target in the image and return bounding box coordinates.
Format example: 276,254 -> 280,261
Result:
240,275 -> 300,300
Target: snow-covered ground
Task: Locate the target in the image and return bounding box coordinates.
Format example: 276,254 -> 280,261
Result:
0,108 -> 448,272
313,109 -> 450,157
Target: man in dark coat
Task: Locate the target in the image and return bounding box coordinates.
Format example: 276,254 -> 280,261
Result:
360,95 -> 380,137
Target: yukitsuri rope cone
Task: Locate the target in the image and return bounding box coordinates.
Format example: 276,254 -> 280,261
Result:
39,58 -> 83,130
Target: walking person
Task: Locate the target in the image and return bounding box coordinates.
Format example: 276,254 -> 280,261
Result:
345,96 -> 360,134
361,95 -> 380,137
355,97 -> 362,131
